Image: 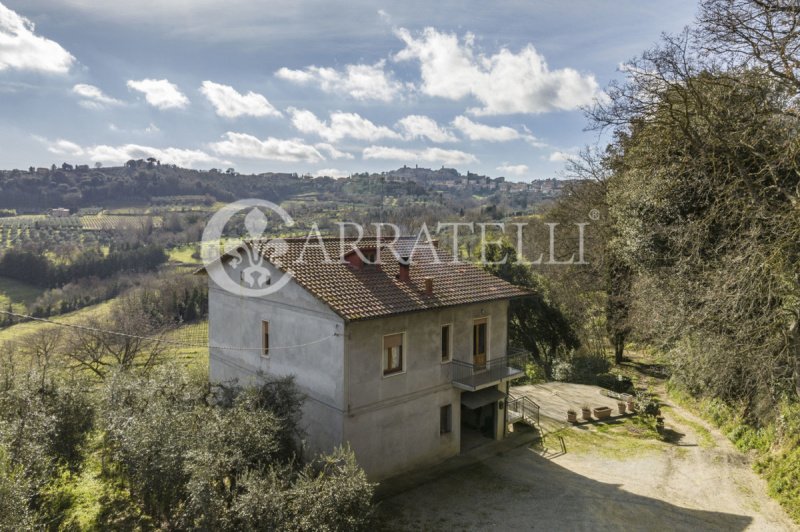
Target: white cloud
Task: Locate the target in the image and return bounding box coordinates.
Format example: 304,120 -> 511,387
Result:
41,137 -> 224,167
548,150 -> 577,162
210,131 -> 325,163
287,107 -> 399,143
276,60 -> 403,102
496,163 -> 528,176
0,3 -> 75,73
312,168 -> 349,178
396,115 -> 456,143
394,27 -> 604,115
72,83 -> 123,109
199,81 -> 281,118
452,115 -> 520,142
88,144 -> 222,167
127,78 -> 189,110
47,139 -> 84,156
315,143 -> 354,160
363,145 -> 477,165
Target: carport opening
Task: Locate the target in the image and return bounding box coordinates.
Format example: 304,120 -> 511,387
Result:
460,387 -> 504,452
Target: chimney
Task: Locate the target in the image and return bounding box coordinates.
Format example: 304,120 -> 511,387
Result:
397,257 -> 410,282
424,277 -> 434,295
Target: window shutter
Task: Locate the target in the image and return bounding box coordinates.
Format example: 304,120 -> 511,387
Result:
384,333 -> 403,348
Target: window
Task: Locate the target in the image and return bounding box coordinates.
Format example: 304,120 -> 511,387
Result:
441,324 -> 451,362
262,321 -> 270,357
383,333 -> 404,375
440,404 -> 452,434
473,318 -> 487,370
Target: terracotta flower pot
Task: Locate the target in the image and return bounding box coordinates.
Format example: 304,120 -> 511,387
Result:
567,411 -> 577,423
626,401 -> 635,413
617,402 -> 627,415
593,406 -> 612,420
581,407 -> 592,421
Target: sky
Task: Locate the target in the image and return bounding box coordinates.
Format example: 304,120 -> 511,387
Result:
0,1 -> 697,181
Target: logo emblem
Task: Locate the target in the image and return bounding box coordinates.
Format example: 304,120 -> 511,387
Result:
201,199 -> 294,297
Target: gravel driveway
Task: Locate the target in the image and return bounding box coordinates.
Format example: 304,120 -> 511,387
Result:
376,386 -> 794,531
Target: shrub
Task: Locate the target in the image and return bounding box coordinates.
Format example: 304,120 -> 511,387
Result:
570,351 -> 611,383
596,373 -> 634,394
551,360 -> 573,382
635,391 -> 660,417
523,363 -> 547,384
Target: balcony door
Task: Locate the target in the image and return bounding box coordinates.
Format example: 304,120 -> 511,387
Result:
473,318 -> 487,370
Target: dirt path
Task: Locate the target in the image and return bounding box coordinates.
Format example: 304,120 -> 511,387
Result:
376,384 -> 796,531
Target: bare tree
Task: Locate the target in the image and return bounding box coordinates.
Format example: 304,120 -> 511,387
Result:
699,0 -> 800,93
64,291 -> 174,379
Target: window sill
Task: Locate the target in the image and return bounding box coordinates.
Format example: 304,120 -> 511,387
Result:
382,369 -> 406,379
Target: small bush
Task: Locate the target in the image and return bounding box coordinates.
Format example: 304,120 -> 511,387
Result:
524,363 -> 547,384
596,373 -> 634,394
552,360 -> 573,382
569,352 -> 611,384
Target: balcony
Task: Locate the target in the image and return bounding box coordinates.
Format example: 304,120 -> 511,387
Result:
451,349 -> 527,391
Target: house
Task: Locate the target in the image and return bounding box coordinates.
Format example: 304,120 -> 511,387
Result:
204,237 -> 532,479
49,208 -> 70,217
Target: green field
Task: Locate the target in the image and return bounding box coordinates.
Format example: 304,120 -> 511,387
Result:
0,299 -> 115,345
168,244 -> 201,264
0,275 -> 46,314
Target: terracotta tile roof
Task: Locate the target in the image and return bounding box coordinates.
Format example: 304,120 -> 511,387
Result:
249,237 -> 532,321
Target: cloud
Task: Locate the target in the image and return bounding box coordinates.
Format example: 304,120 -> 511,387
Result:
315,143 -> 354,160
88,144 -> 222,167
287,107 -> 399,143
127,78 -> 189,109
396,115 -> 456,143
496,163 -> 528,176
548,150 -> 577,162
199,81 -> 281,118
452,115 -> 520,142
47,139 -> 84,156
312,168 -> 349,178
276,60 -> 403,102
210,131 -> 325,163
0,3 -> 75,73
363,145 -> 477,165
72,83 -> 123,109
41,137 -> 223,167
394,27 -> 604,115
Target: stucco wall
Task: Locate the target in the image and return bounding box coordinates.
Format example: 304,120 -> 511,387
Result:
207,260 -> 346,456
343,300 -> 509,479
207,256 -> 514,479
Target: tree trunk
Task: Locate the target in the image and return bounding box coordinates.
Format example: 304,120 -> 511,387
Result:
614,333 -> 625,365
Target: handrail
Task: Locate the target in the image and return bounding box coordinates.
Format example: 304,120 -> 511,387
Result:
507,393 -> 540,428
451,351 -> 527,390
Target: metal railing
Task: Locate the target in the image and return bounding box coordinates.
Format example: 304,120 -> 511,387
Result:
451,349 -> 527,391
507,393 -> 540,428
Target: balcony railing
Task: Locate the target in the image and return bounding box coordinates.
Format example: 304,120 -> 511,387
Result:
451,349 -> 527,391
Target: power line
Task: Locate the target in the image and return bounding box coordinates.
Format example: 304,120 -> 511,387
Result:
0,310 -> 339,352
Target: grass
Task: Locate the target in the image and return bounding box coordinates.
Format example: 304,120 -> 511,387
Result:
0,275 -> 46,313
168,244 -> 200,264
0,299 -> 115,345
553,417 -> 663,458
166,320 -> 209,371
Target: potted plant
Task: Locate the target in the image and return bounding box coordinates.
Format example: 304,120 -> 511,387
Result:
593,406 -> 612,420
626,398 -> 636,413
567,409 -> 577,424
617,401 -> 627,415
581,405 -> 592,421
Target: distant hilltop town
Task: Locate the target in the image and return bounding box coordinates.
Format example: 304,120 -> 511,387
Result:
0,160 -> 575,211
350,165 -> 569,196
